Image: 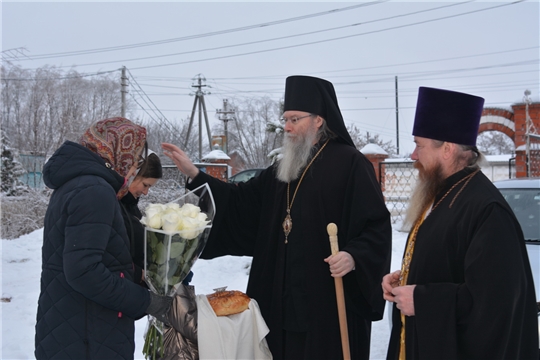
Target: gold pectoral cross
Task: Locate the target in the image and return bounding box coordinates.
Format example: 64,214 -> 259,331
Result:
282,211 -> 292,244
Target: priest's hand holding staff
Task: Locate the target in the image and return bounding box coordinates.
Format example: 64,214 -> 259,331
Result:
326,223 -> 351,360
324,226 -> 355,277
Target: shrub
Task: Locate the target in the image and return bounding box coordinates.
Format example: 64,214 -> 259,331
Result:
1,188 -> 51,239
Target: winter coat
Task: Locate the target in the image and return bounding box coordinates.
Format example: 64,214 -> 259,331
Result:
35,141 -> 151,360
120,192 -> 146,287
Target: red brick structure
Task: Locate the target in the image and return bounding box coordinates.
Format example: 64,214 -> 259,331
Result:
360,143 -> 389,187
480,101 -> 540,178
199,149 -> 231,182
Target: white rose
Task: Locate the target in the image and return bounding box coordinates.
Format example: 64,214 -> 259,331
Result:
179,217 -> 202,239
146,203 -> 165,219
196,213 -> 208,222
179,203 -> 201,218
165,203 -> 180,211
147,214 -> 163,229
162,212 -> 181,232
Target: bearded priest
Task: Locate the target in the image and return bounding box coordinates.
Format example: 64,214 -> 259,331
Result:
163,75 -> 392,360
382,87 -> 538,360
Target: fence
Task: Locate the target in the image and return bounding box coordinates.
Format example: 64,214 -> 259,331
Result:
19,153 -> 46,189
379,156 -> 517,224
7,156 -> 521,228
379,160 -> 417,225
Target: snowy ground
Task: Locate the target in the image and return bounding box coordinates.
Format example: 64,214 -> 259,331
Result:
1,226 -> 407,360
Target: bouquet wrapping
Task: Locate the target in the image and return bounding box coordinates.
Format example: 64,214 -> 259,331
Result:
142,183 -> 215,359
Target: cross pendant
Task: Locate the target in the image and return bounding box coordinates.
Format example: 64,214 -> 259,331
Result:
283,212 -> 292,244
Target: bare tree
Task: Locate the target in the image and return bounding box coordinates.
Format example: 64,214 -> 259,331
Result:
142,116 -> 199,164
476,131 -> 515,155
347,124 -> 397,156
1,63 -> 130,156
213,96 -> 282,169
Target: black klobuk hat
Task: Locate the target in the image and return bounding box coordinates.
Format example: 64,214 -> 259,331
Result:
412,87 -> 485,146
283,75 -> 355,147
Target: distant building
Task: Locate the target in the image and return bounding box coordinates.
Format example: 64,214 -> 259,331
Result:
19,153 -> 46,188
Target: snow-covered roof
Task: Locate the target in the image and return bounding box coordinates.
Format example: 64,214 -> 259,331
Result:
360,143 -> 388,155
202,149 -> 230,160
383,157 -> 413,163
485,154 -> 513,163
485,105 -> 514,112
516,143 -> 540,151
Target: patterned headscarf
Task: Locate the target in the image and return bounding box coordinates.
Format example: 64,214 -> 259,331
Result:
80,117 -> 147,197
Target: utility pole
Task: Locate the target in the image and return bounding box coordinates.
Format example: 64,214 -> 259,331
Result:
524,90 -> 532,177
185,74 -> 212,161
523,89 -> 540,177
121,66 -> 128,118
216,99 -> 235,154
395,76 -> 400,155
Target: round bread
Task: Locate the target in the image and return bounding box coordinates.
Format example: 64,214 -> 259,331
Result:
207,290 -> 250,316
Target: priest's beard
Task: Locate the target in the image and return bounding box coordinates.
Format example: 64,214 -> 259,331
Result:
276,124 -> 319,183
403,161 -> 446,230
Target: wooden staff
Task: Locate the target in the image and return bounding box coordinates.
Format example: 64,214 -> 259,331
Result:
327,223 -> 351,360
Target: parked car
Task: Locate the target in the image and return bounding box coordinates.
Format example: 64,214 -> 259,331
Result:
228,168 -> 264,184
493,177 -> 540,343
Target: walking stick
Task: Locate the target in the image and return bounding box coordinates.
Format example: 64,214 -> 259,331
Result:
327,223 -> 351,360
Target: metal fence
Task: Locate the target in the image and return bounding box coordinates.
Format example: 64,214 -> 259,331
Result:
529,150 -> 540,178
379,160 -> 417,224
379,157 -> 518,224
161,165 -> 187,186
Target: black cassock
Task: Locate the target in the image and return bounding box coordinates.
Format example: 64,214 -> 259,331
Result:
187,140 -> 392,359
387,168 -> 538,360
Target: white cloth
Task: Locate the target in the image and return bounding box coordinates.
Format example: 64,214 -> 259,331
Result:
196,294 -> 273,360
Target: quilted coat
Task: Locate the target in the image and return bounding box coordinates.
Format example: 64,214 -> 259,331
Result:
35,141 -> 151,360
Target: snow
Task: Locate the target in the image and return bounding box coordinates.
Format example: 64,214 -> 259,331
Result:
360,143 -> 388,156
1,226 -> 408,359
201,150 -> 231,161
484,154 -> 513,163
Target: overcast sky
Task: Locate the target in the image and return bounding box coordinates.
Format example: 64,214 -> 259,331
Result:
2,0 -> 539,155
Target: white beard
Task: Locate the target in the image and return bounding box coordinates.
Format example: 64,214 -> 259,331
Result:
276,123 -> 319,183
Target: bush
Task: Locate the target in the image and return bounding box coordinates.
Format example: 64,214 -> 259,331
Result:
0,167 -> 187,239
139,178 -> 186,211
1,188 -> 51,239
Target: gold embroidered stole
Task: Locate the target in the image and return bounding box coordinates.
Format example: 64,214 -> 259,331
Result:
398,206 -> 430,360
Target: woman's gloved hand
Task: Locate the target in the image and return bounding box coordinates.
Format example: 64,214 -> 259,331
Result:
146,291 -> 173,325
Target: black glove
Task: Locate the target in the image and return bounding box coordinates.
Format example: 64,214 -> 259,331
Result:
146,291 -> 173,325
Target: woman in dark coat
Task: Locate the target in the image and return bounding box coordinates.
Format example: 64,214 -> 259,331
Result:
120,152 -> 163,287
35,118 -> 172,360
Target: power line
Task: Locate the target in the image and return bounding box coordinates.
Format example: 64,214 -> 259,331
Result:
39,1 -> 474,69
0,69 -> 118,81
315,46 -> 540,77
126,68 -> 179,134
18,1 -> 387,60
129,1 -> 526,70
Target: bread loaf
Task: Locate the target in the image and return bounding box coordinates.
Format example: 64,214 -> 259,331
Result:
207,290 -> 250,316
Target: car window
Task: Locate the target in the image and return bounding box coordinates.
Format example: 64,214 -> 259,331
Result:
229,169 -> 258,184
499,189 -> 540,241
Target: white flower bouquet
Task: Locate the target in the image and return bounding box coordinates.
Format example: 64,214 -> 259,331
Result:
141,183 -> 215,359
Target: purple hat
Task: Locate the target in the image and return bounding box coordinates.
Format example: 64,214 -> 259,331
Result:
412,87 -> 485,146
283,75 -> 355,147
